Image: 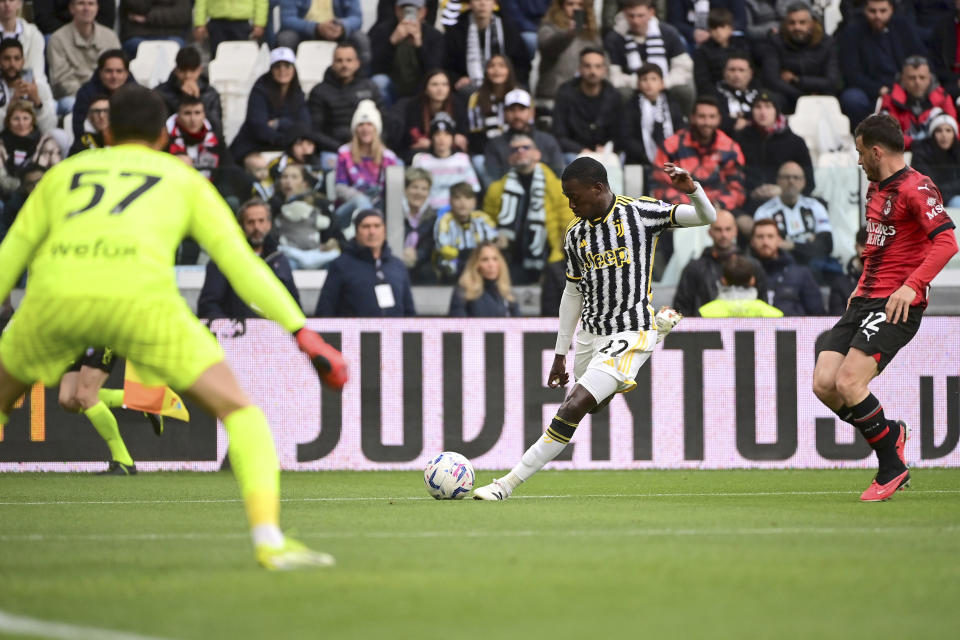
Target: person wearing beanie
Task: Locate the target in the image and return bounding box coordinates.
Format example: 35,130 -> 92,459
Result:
314,207 -> 416,317
229,47 -> 311,163
734,89 -> 814,216
411,111 -> 480,210
911,110 -> 960,206
333,98 -> 401,235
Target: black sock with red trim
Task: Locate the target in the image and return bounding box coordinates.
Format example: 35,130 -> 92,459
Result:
850,394 -> 899,466
832,404 -> 854,425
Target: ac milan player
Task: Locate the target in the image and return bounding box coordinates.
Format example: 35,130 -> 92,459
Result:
812,113 -> 958,502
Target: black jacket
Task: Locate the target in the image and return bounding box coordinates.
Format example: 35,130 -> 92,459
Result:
443,10 -> 530,86
308,67 -> 383,153
156,70 -> 224,136
448,280 -> 520,317
828,255 -> 863,315
909,136 -> 960,201
672,247 -> 768,317
932,15 -> 960,98
72,72 -> 139,141
369,16 -> 445,98
198,235 -> 301,319
314,241 -> 416,317
760,30 -> 840,112
622,91 -> 688,165
230,73 -> 310,162
756,250 -> 825,316
692,36 -> 749,98
552,78 -> 623,154
734,122 -> 815,210
119,0 -> 191,41
839,14 -> 924,99
33,0 -> 115,34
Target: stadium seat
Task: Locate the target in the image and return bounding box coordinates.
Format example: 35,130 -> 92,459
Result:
209,42 -> 266,147
789,95 -> 853,162
384,164 -> 405,252
822,0 -> 841,35
295,41 -> 337,94
659,223 -> 711,287
623,164 -> 645,198
129,40 -> 180,88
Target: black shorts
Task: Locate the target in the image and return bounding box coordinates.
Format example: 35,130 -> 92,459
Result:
815,297 -> 922,373
67,347 -> 117,375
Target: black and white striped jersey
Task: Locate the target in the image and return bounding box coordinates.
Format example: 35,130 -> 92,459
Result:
564,194 -> 678,334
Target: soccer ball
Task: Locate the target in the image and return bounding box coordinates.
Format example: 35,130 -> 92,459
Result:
423,452 -> 475,500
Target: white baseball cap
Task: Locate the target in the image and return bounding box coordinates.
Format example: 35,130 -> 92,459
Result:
270,47 -> 296,66
504,88 -> 531,108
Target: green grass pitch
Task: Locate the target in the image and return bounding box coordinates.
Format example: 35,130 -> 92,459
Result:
1,469 -> 958,640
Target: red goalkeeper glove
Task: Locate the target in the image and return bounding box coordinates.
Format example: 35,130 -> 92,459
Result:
295,328 -> 348,391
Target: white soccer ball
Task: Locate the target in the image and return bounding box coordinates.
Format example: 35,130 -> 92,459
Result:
423,451 -> 475,500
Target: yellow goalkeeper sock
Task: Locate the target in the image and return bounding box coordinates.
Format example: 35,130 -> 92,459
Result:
84,401 -> 134,466
223,406 -> 283,547
98,388 -> 125,409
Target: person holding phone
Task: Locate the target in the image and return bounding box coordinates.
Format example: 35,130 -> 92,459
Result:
0,39 -> 57,133
369,0 -> 445,105
535,0 -> 602,108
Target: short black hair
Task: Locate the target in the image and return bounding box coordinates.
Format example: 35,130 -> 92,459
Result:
693,94 -> 721,115
0,38 -> 23,55
561,156 -> 609,187
724,50 -> 753,67
98,48 -> 129,71
854,113 -> 905,152
579,46 -> 606,61
637,62 -> 663,79
708,7 -> 734,28
109,85 -> 168,143
175,46 -> 202,71
722,255 -> 756,287
178,95 -> 204,110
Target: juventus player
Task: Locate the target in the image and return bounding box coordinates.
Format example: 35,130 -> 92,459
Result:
473,158 -> 716,500
813,114 -> 957,502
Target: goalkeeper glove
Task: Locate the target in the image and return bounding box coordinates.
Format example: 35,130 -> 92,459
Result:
295,328 -> 348,390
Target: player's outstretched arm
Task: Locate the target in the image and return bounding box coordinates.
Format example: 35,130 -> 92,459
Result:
663,163 -> 717,227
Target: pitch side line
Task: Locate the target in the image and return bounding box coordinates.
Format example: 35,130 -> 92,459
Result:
0,609 -> 172,640
1,489 -> 959,506
0,525 -> 957,544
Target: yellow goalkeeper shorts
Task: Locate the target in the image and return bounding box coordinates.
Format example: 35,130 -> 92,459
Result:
0,294 -> 224,390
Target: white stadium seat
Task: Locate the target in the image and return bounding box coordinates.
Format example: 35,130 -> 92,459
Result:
789,95 -> 853,162
129,40 -> 180,88
296,41 -> 337,94
209,42 -> 265,146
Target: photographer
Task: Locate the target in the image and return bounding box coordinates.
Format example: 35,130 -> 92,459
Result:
0,38 -> 56,133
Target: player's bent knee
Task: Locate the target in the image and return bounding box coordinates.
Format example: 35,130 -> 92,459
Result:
558,386 -> 597,424
834,368 -> 868,403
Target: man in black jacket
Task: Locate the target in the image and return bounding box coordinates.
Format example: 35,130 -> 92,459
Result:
156,46 -> 223,136
444,0 -> 530,91
552,47 -> 623,163
308,42 -> 383,171
32,0 -> 115,34
750,218 -> 824,316
198,199 -> 301,319
369,0 -> 445,105
760,2 -> 841,114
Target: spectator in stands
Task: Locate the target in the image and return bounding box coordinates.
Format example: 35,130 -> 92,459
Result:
552,46 -> 622,163
72,49 -> 137,142
33,0 -> 115,35
0,39 -> 56,133
277,0 -> 370,67
827,227 -> 866,314
449,241 -> 520,316
673,209 -> 768,316
393,69 -> 469,162
502,0 -> 550,59
668,0 -> 747,48
334,99 -> 401,231
230,47 -> 310,162
536,0 -> 603,110
0,1 -> 46,81
692,8 -> 747,98
400,166 -> 437,282
878,55 -> 957,150
466,54 -> 518,157
483,87 -> 563,182
118,0 -> 190,59
839,0 -> 924,129
244,151 -> 273,200
31,129 -> 68,169
445,0 -> 530,91
269,126 -> 323,183
622,62 -> 687,165
412,112 -> 479,210
192,0 -> 266,58
69,94 -> 108,155
654,95 -> 746,212
369,0 -> 446,106
0,102 -> 39,196
308,42 -> 382,172
604,0 -> 694,112
911,111 -> 960,206
198,198 -> 301,318
272,164 -> 342,270
156,46 -> 223,136
750,217 -> 825,315
734,90 -> 814,214
0,162 -> 42,238
715,50 -> 758,134
434,180 -> 498,281
484,133 -> 571,284
743,0 -> 783,43
315,208 -> 416,316
165,96 -> 231,180
753,160 -> 837,279
47,0 -> 121,116
698,254 -> 783,317
931,1 -> 960,100
759,2 -> 840,115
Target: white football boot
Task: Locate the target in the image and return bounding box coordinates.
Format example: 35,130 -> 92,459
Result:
472,478 -> 510,500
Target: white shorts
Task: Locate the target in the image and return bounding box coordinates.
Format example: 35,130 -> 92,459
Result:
573,328 -> 657,403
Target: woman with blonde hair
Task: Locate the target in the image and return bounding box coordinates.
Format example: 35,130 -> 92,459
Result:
449,241 -> 520,317
0,102 -> 40,196
535,0 -> 601,106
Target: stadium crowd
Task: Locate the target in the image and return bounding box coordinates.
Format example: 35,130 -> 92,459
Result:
0,0 -> 958,320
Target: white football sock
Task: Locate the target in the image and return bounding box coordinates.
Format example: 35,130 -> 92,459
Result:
251,524 -> 284,548
501,434 -> 569,491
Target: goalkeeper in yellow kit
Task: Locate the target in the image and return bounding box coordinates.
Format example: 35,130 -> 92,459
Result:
0,85 -> 347,570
